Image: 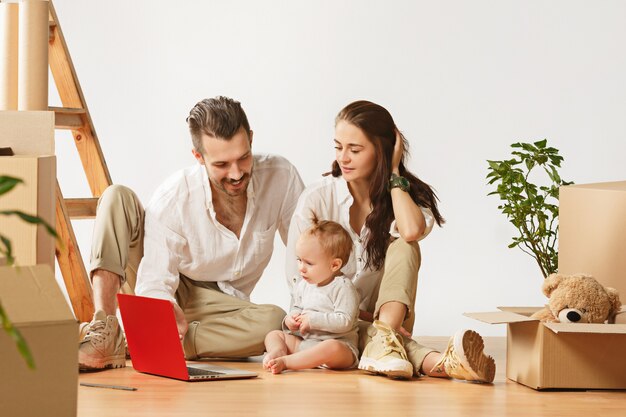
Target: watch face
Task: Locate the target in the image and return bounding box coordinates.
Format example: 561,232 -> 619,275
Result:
399,177 -> 410,189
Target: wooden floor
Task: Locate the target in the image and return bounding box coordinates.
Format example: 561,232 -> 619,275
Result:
77,337 -> 626,417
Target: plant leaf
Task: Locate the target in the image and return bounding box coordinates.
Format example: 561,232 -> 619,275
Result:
0,234 -> 14,265
487,160 -> 500,171
0,210 -> 58,238
0,176 -> 23,196
486,139 -> 573,277
0,302 -> 35,369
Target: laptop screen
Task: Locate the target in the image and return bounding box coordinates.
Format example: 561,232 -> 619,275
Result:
117,294 -> 190,380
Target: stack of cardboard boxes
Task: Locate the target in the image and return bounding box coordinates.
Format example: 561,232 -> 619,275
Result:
0,111 -> 56,268
468,181 -> 626,390
0,111 -> 78,416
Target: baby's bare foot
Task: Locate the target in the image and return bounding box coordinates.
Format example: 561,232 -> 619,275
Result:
268,357 -> 288,374
263,351 -> 284,371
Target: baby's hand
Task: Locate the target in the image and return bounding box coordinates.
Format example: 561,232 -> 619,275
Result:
284,314 -> 301,332
296,314 -> 311,334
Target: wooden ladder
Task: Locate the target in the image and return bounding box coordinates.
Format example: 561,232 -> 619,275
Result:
48,1 -> 110,323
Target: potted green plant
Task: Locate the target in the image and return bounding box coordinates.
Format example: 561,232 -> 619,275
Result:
486,139 -> 573,279
1,175 -> 58,369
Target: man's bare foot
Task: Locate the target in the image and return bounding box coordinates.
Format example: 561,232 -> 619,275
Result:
268,357 -> 288,374
263,350 -> 286,370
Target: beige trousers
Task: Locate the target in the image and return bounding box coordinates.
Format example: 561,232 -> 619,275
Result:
358,238 -> 437,374
89,184 -> 285,359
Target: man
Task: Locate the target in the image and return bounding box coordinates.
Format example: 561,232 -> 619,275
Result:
79,96 -> 304,370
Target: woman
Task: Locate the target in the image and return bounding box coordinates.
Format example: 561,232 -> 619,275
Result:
286,100 -> 495,382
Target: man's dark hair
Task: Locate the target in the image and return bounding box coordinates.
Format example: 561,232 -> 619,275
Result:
187,96 -> 251,153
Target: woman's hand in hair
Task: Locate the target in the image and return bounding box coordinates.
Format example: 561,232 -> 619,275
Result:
389,129 -> 426,241
391,129 -> 404,175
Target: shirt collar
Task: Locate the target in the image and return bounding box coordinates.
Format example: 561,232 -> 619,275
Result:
333,175 -> 353,206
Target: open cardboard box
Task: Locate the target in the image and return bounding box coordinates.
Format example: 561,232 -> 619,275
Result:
466,307 -> 626,390
472,180 -> 626,390
0,265 -> 77,417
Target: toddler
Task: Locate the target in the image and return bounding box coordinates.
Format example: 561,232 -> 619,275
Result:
263,217 -> 359,373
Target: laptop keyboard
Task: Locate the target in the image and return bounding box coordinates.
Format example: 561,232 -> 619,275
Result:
187,366 -> 226,377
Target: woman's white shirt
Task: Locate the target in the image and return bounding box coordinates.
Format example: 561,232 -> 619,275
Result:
285,175 -> 434,312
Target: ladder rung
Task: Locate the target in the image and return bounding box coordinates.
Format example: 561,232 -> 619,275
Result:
49,21 -> 57,42
51,106 -> 86,130
65,198 -> 98,219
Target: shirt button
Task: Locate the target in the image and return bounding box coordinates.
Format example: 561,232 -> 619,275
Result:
234,271 -> 241,277
358,258 -> 362,262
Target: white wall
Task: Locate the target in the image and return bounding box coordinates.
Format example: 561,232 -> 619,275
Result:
51,0 -> 626,336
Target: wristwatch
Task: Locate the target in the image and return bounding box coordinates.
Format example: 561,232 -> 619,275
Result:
389,173 -> 410,192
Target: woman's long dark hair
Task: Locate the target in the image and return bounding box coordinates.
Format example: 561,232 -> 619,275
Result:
331,100 -> 444,271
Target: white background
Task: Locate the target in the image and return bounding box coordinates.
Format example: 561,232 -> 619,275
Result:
50,0 -> 626,336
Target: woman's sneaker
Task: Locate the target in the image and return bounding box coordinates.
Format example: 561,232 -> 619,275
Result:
358,320 -> 414,379
78,310 -> 126,371
430,329 -> 495,383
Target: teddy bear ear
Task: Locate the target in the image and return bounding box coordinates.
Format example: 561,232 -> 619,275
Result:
542,273 -> 563,297
605,287 -> 622,316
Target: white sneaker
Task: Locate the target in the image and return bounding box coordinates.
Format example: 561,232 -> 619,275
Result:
358,320 -> 413,379
431,329 -> 495,383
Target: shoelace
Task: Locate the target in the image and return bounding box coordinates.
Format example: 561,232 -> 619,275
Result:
378,329 -> 409,361
436,342 -> 460,373
84,320 -> 107,343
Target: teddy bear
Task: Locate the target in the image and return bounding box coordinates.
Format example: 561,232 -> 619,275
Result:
531,273 -> 621,323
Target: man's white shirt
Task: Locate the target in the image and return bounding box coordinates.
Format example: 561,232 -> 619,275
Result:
135,154 -> 304,303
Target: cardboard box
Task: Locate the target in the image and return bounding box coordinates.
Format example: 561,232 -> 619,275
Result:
559,181 -> 626,296
0,155 -> 56,269
0,111 -> 55,155
466,307 -> 626,390
0,265 -> 77,417
616,307 -> 626,324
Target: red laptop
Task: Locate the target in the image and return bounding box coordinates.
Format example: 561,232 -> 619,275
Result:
117,293 -> 257,381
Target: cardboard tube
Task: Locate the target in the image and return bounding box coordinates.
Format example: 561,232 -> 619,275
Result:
0,2 -> 19,110
17,0 -> 49,111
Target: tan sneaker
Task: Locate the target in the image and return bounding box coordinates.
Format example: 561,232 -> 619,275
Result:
358,320 -> 413,379
78,310 -> 126,371
78,321 -> 90,342
431,329 -> 495,383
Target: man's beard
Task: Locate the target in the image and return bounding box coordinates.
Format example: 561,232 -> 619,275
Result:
210,171 -> 252,197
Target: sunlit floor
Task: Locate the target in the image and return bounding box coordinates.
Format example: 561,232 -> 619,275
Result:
77,337 -> 626,417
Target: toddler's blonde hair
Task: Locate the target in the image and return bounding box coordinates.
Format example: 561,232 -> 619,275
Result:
303,213 -> 353,266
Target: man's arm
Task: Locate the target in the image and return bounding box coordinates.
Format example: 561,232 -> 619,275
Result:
135,208 -> 189,337
135,208 -> 186,303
